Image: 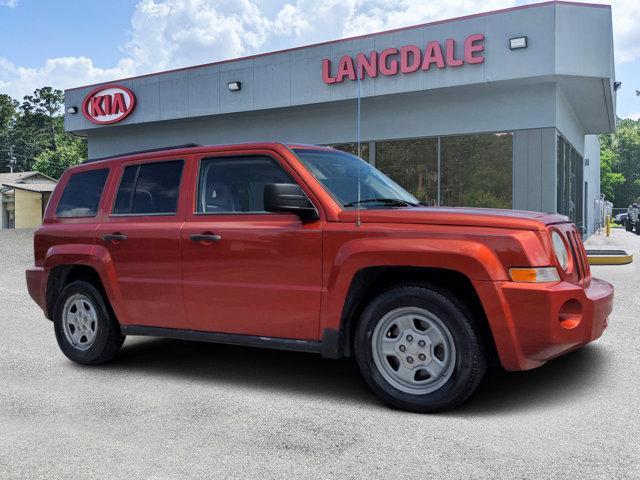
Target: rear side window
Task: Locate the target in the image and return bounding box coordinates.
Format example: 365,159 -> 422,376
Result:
113,160 -> 183,215
56,169 -> 109,218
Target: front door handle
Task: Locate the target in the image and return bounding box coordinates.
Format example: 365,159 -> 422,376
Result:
190,233 -> 222,242
102,233 -> 127,242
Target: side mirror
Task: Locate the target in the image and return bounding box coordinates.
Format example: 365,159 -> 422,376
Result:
264,183 -> 319,220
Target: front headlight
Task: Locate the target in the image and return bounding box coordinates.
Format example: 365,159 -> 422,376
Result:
551,231 -> 569,271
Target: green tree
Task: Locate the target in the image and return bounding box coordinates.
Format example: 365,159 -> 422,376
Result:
0,88 -> 86,177
21,87 -> 65,151
599,139 -> 625,202
599,118 -> 640,207
33,131 -> 87,179
0,94 -> 19,171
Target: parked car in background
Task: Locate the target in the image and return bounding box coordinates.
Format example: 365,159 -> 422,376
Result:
26,143 -> 614,412
625,204 -> 640,233
614,212 -> 628,225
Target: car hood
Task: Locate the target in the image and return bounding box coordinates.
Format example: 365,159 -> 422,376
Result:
338,206 -> 570,231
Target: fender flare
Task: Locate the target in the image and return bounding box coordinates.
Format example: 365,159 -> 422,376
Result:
320,237 -> 507,335
44,244 -> 129,324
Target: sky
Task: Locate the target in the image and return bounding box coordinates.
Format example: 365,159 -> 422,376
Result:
0,0 -> 639,119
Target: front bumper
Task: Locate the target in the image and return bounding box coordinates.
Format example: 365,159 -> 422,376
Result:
26,267 -> 48,316
477,277 -> 613,371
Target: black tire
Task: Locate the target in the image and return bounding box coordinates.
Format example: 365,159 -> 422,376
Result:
636,223 -> 640,235
354,285 -> 486,413
626,221 -> 633,232
53,280 -> 125,365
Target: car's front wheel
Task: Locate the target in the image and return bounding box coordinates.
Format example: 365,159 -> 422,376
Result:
355,285 -> 486,412
53,280 -> 125,365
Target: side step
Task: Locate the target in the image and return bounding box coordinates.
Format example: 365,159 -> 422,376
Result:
120,325 -> 344,357
586,249 -> 633,265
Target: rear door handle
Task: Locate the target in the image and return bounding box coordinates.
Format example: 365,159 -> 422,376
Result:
102,233 -> 128,242
190,233 -> 222,242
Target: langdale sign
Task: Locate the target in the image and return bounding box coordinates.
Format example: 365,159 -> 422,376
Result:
322,34 -> 485,84
82,84 -> 136,125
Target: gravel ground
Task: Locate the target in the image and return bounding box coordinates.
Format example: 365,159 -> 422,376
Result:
1,227 -> 638,479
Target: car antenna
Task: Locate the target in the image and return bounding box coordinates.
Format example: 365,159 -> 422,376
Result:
356,71 -> 362,228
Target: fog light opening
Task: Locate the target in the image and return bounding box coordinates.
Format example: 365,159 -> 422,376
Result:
558,299 -> 583,329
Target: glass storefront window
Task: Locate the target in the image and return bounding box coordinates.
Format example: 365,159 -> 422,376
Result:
441,133 -> 513,209
327,142 -> 370,162
375,138 -> 438,205
324,132 -> 513,209
556,134 -> 584,226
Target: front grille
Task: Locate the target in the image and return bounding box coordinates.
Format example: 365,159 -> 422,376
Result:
565,228 -> 590,283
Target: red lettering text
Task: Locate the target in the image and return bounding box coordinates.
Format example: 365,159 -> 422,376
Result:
400,45 -> 421,74
422,41 -> 445,70
379,48 -> 399,76
336,55 -> 356,83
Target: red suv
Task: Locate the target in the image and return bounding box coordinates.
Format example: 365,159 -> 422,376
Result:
26,143 -> 613,412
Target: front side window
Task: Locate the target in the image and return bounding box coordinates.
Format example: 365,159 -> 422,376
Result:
294,148 -> 418,208
56,168 -> 109,218
197,156 -> 293,213
113,160 -> 183,215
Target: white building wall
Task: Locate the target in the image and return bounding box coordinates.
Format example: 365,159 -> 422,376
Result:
584,134 -> 601,236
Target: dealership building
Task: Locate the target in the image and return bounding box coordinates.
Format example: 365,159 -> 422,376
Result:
64,0 -> 615,236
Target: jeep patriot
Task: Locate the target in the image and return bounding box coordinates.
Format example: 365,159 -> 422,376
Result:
26,143 -> 613,412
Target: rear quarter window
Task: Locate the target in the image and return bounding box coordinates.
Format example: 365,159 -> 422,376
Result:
56,168 -> 109,218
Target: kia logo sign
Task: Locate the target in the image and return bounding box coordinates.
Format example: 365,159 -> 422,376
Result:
82,84 -> 136,125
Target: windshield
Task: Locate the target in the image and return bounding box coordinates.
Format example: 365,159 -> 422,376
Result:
293,148 -> 419,208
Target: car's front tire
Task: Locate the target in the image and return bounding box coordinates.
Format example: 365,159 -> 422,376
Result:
53,280 -> 125,365
354,285 -> 486,413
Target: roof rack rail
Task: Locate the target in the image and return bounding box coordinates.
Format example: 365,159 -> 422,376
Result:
83,143 -> 202,164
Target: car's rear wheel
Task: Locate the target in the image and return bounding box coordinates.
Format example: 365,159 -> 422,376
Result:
53,280 -> 125,365
355,285 -> 486,412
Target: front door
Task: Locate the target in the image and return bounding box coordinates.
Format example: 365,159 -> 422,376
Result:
181,151 -> 324,340
95,157 -> 189,329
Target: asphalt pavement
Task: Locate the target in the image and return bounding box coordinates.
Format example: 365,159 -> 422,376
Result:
1,227 -> 638,479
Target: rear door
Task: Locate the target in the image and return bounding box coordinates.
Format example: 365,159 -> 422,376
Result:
95,156 -> 189,329
180,149 -> 324,340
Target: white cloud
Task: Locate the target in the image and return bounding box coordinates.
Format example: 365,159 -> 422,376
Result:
0,56 -> 134,100
124,0 -> 273,71
0,0 -> 18,8
625,112 -> 640,121
0,0 -> 639,101
587,0 -> 640,64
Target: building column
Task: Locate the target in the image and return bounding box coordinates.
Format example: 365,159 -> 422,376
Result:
512,128 -> 557,213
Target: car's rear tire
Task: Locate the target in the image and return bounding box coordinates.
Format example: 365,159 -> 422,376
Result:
354,285 -> 486,413
53,280 -> 125,365
626,221 -> 633,232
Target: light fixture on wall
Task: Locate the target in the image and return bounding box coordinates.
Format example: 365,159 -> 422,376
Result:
509,36 -> 528,50
66,106 -> 78,114
228,81 -> 242,92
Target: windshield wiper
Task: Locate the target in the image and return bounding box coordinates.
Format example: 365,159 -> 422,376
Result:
344,198 -> 419,207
